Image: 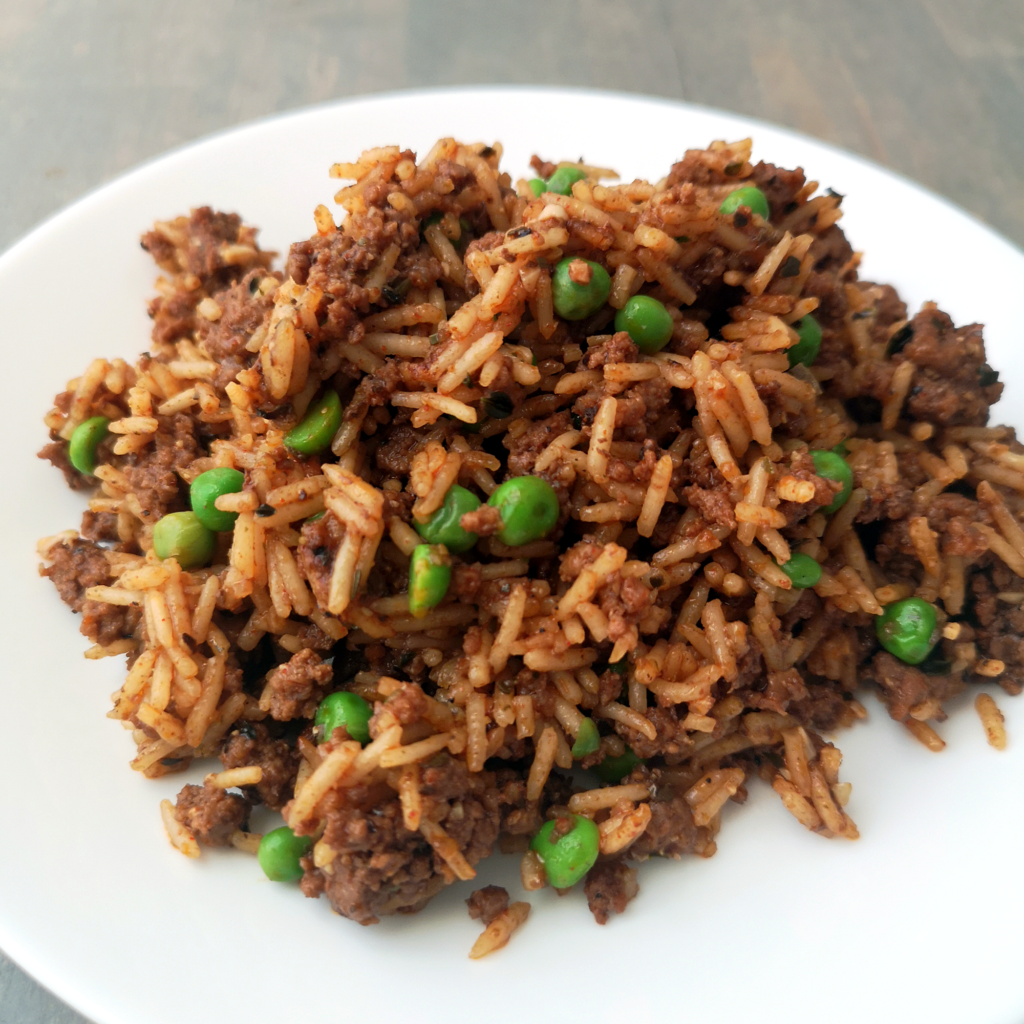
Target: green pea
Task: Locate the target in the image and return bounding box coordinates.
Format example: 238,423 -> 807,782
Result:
778,551 -> 822,589
190,468 -> 245,532
67,416 -> 109,475
152,511 -> 215,570
718,185 -> 770,220
614,295 -> 674,354
788,314 -> 822,367
415,485 -> 480,553
315,690 -> 373,745
811,449 -> 854,514
487,476 -> 560,546
571,717 -> 600,759
530,814 -> 600,888
258,826 -> 313,882
875,597 -> 939,666
284,391 -> 342,456
409,544 -> 452,618
527,178 -> 546,197
544,166 -> 586,196
551,257 -> 611,321
593,746 -> 643,784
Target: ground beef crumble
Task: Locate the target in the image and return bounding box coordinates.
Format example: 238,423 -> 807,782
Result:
174,782 -> 250,846
262,649 -> 333,721
584,859 -> 639,924
466,885 -> 510,925
220,723 -> 300,810
40,538 -> 112,613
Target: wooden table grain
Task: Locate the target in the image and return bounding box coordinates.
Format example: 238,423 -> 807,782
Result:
1,1 -> 1021,1020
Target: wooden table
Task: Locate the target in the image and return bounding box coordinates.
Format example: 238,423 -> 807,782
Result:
1,1 -> 1020,1020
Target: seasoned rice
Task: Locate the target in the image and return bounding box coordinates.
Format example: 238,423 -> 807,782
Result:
36,135 -> 1019,938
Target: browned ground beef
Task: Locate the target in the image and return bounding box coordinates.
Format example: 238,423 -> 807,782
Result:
789,682 -> 850,732
296,513 -> 345,609
81,600 -> 141,646
504,411 -> 572,477
584,858 -> 640,924
303,757 -> 504,925
142,207 -> 269,346
629,772 -> 714,859
584,331 -> 638,368
220,724 -> 300,810
300,797 -> 448,924
899,307 -> 1002,425
142,207 -> 250,289
40,538 -> 112,612
80,510 -> 120,544
124,414 -> 200,517
197,270 -> 279,391
174,782 -> 250,846
466,885 -> 510,925
868,652 -> 964,723
749,162 -> 807,219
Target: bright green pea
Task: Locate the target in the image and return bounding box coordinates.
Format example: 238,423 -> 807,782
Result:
614,295 -> 674,354
487,476 -> 560,546
67,416 -> 109,475
530,814 -> 600,889
551,257 -> 611,321
284,391 -> 342,456
811,449 -> 854,514
315,691 -> 372,745
190,468 -> 245,532
152,511 -> 215,570
571,718 -> 600,759
258,826 -> 312,882
408,544 -> 451,618
544,166 -> 586,196
414,485 -> 480,553
593,746 -> 643,784
778,551 -> 822,589
788,314 -> 822,367
718,185 -> 770,220
527,178 -> 546,197
875,597 -> 939,666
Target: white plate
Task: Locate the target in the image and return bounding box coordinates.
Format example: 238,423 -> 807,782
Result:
2,87 -> 1023,1024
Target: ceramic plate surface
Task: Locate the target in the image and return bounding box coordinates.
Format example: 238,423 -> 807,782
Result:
1,86 -> 1022,1024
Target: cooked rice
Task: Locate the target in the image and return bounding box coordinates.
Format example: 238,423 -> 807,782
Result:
35,134 -> 1024,940
975,692 -> 1007,749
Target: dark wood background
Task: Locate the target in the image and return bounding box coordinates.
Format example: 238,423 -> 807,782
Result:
1,1 -> 1021,1020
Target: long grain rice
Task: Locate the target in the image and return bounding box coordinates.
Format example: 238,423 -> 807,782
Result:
160,799 -> 200,858
469,902 -> 530,959
40,133 -> 1024,941
975,693 -> 1007,749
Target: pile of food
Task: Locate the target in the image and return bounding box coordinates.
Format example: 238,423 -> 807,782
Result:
37,136 -> 1017,949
